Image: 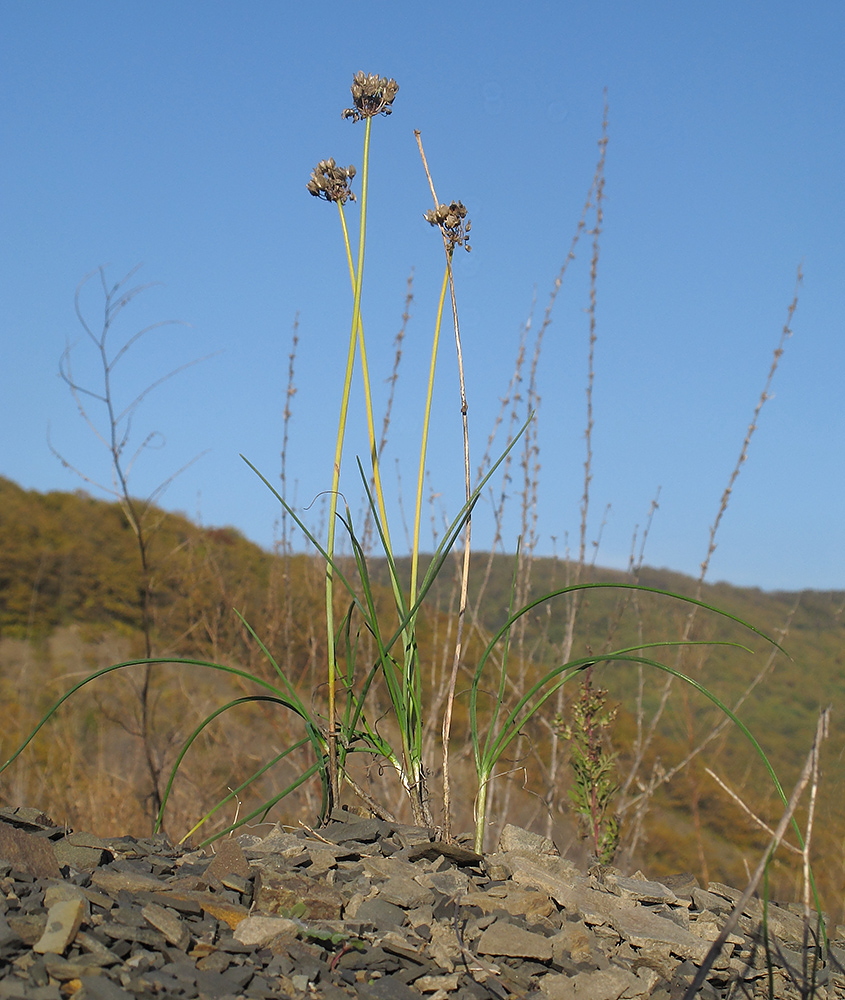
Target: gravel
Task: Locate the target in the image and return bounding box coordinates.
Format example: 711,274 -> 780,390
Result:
0,806 -> 840,1000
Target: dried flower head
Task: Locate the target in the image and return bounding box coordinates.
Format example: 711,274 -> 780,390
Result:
342,72 -> 399,123
424,201 -> 472,253
306,158 -> 357,204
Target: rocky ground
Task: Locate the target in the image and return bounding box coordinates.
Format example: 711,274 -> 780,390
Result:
0,806 -> 840,1000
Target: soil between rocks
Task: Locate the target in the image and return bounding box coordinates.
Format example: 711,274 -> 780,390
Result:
0,806 -> 840,1000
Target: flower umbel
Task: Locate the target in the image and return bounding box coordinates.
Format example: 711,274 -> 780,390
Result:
424,201 -> 472,254
342,72 -> 399,123
307,159 -> 357,204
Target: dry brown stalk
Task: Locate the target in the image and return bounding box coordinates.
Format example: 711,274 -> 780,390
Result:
278,313 -> 299,558
50,265 -> 214,830
545,95 -> 609,839
682,707 -> 829,1000
619,596 -> 798,866
468,296 -> 532,626
704,767 -> 803,855
414,129 -> 473,842
619,266 -> 804,864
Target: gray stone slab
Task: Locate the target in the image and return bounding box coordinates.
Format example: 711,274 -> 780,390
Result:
0,824 -> 62,880
607,905 -> 711,963
40,954 -> 107,981
33,898 -> 85,955
90,869 -> 166,895
232,914 -> 298,948
538,966 -> 641,1000
604,874 -> 678,904
460,886 -> 555,920
355,974 -> 423,1000
377,875 -> 435,909
420,869 -> 471,897
477,919 -> 554,960
203,838 -> 251,884
141,902 -> 191,950
0,807 -> 840,1000
354,896 -> 407,929
497,824 -> 559,857
507,855 -> 635,924
75,976 -> 134,1000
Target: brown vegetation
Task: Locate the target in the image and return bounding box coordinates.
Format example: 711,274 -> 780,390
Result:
2,476 -> 844,917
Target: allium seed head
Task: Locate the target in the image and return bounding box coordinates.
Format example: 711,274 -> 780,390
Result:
424,201 -> 472,253
307,158 -> 357,204
342,72 -> 399,123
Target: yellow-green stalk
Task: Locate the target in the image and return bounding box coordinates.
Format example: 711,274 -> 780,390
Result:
324,74 -> 399,807
323,119 -> 371,808
409,266 -> 449,604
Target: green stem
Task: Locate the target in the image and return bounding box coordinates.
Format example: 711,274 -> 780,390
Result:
410,265 -> 449,602
335,178 -> 392,549
474,775 -> 491,853
325,116 -> 373,807
349,224 -> 423,812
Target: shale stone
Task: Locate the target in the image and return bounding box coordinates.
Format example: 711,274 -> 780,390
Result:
0,812 -> 839,1000
477,920 -> 554,960
33,898 -> 85,955
376,875 -> 435,909
460,886 -> 555,920
233,915 -> 298,948
253,870 -> 343,920
0,824 -> 62,879
354,896 -> 408,929
140,901 -> 191,950
76,976 -> 135,1000
203,838 -> 251,884
497,823 -> 559,857
538,966 -> 640,1000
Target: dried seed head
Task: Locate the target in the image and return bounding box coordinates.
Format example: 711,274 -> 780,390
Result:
307,158 -> 357,204
424,201 -> 472,253
341,72 -> 399,123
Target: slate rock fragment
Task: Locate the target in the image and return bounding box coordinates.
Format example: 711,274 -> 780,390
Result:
33,898 -> 85,955
0,816 -> 841,999
476,920 -> 554,961
0,824 -> 62,880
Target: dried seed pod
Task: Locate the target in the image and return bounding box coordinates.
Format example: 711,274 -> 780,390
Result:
306,158 -> 357,204
342,72 -> 400,122
424,201 -> 472,253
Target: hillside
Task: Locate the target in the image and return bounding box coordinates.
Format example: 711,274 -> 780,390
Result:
1,476 -> 844,913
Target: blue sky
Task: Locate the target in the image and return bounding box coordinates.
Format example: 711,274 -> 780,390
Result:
2,1 -> 843,591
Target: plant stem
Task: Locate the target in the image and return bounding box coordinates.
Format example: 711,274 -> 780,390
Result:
335,202 -> 392,549
413,129 -> 473,841
325,116 -> 373,810
441,252 -> 472,842
410,266 -> 449,602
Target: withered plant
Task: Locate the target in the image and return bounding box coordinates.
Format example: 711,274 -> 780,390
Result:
48,265 -> 209,825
